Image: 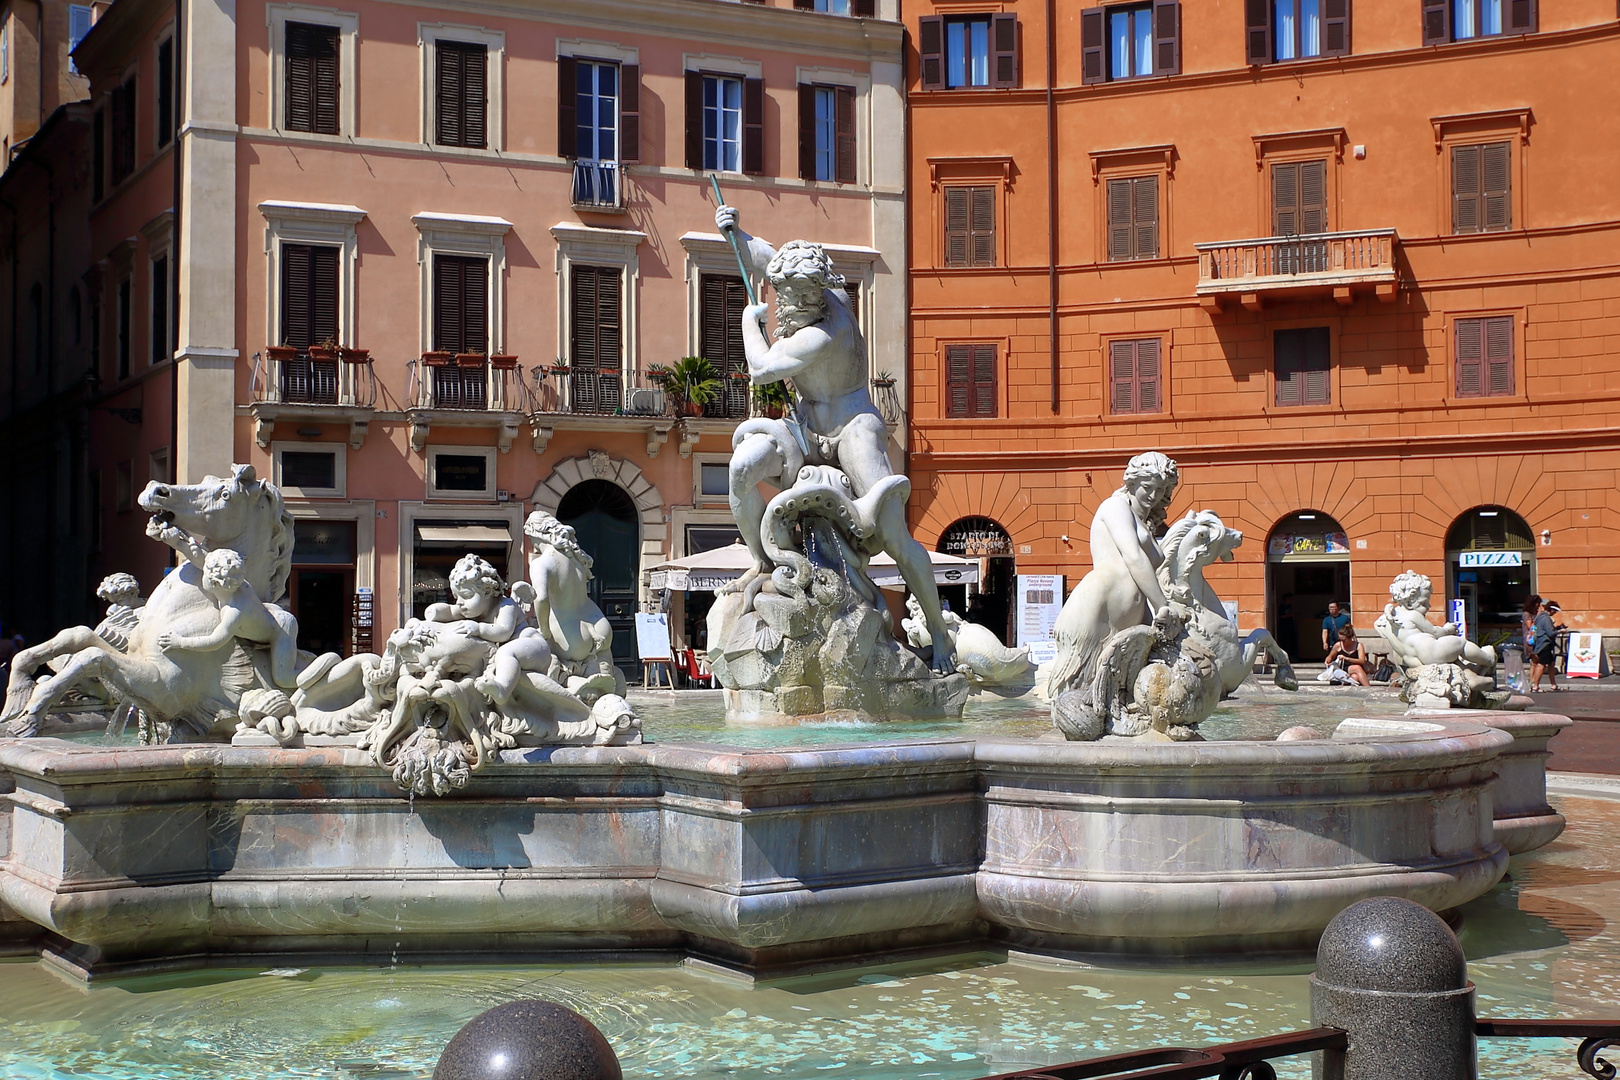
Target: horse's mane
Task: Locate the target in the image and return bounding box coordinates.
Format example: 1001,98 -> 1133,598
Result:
256,480 -> 296,605
1159,511 -> 1222,579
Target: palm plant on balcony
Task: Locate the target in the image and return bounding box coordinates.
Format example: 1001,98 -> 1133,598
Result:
650,357 -> 721,417
753,378 -> 790,419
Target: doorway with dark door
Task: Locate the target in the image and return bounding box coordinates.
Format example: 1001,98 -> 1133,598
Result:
288,519 -> 357,656
939,516 -> 1016,645
1266,510 -> 1352,663
557,479 -> 641,667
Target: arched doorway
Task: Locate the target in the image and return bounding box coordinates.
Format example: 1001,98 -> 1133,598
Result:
1446,505 -> 1534,645
557,479 -> 639,666
939,516 -> 1015,644
1266,510 -> 1351,662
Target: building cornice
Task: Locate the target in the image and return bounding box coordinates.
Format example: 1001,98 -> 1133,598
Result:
364,0 -> 903,61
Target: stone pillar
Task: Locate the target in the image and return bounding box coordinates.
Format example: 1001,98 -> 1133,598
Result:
1311,896 -> 1476,1080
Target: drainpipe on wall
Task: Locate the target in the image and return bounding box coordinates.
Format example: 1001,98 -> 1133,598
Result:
1046,0 -> 1059,415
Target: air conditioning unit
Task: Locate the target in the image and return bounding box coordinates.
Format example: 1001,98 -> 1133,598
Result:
626,387 -> 665,415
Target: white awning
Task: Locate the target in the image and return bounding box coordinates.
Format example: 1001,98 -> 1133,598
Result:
415,524 -> 513,545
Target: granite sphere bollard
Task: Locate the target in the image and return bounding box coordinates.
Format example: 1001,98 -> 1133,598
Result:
1310,896 -> 1475,1080
434,1000 -> 622,1080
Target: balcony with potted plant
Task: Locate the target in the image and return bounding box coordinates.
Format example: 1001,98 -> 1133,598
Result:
403,351 -> 535,455
247,337 -> 379,451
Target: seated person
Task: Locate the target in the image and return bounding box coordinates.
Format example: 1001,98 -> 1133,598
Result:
1317,625 -> 1370,687
157,548 -> 300,688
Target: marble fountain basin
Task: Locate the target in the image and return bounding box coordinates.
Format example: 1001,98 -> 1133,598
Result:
0,712 -> 1565,978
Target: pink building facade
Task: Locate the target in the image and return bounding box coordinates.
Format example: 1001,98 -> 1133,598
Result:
74,0 -> 905,662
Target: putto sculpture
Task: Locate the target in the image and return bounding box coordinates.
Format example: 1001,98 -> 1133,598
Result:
2,467 -> 640,796
901,594 -> 1036,693
704,203 -> 968,720
1047,452 -> 1296,741
1373,569 -> 1511,709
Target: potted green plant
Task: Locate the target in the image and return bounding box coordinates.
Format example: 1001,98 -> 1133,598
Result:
753,379 -> 791,419
871,369 -> 897,389
663,356 -> 722,417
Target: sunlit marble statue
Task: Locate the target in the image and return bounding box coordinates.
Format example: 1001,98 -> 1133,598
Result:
1046,453 -> 1296,740
901,594 -> 1035,693
704,203 -> 967,719
1374,570 -> 1507,709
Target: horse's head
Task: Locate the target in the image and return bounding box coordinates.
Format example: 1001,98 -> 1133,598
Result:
1158,510 -> 1242,598
140,464 -> 295,603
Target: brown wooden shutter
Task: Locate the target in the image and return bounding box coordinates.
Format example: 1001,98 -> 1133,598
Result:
464,44 -> 488,149
1272,162 -> 1299,236
1134,176 -> 1159,257
918,16 -> 945,90
1322,0 -> 1351,56
834,85 -> 855,184
556,55 -> 577,159
285,23 -> 313,131
852,0 -> 875,15
798,84 -> 816,179
1485,316 -> 1514,395
970,186 -> 996,266
971,344 -> 997,416
436,43 -> 463,146
991,14 -> 1019,88
944,187 -> 969,267
685,71 -> 703,170
312,28 -> 340,135
433,255 -> 488,354
1106,179 -> 1132,261
1422,0 -> 1450,44
842,281 -> 860,322
1454,317 -> 1484,397
597,268 -> 622,412
1245,0 -> 1272,64
311,246 -> 338,345
620,64 -> 640,163
742,77 -> 765,175
1137,338 -> 1161,411
945,344 -> 971,417
282,244 -> 312,347
1507,0 -> 1537,33
571,266 -> 599,411
1274,329 -> 1303,406
1081,8 -> 1106,83
1303,329 -> 1330,404
1300,160 -> 1327,234
1482,142 -> 1511,231
1152,0 -> 1181,75
1109,339 -> 1137,413
1452,144 -> 1480,234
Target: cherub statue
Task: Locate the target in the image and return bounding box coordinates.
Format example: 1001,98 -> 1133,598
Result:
1375,570 -> 1496,675
523,510 -> 622,698
157,548 -> 301,688
92,572 -> 145,653
903,594 -> 1035,690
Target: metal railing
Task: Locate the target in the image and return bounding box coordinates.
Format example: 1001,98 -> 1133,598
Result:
532,366 -> 668,418
250,347 -> 378,409
1195,228 -> 1397,292
407,354 -> 533,413
572,160 -> 623,210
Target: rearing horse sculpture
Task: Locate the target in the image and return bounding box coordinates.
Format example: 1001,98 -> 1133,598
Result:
2,465 -> 295,740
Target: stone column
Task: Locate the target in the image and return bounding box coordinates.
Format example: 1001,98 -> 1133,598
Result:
1311,896 -> 1476,1080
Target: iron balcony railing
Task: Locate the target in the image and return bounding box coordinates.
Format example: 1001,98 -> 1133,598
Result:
250,346 -> 378,409
572,160 -> 623,210
407,353 -> 533,413
533,365 -> 668,418
1195,228 -> 1398,295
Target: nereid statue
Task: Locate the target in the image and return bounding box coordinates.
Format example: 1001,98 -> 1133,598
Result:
901,594 -> 1036,693
3,469 -> 640,796
704,204 -> 968,719
1047,453 -> 1297,741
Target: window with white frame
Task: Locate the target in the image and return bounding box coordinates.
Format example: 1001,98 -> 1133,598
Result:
575,61 -> 618,163
68,6 -> 92,75
259,201 -> 366,404
267,5 -> 358,137
702,74 -> 742,172
418,23 -> 504,152
426,446 -> 497,501
274,441 -> 346,497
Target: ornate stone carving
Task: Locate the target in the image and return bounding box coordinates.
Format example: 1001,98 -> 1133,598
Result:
902,594 -> 1035,693
588,449 -> 613,479
703,204 -> 966,720
1374,570 -> 1507,709
1047,455 -> 1297,741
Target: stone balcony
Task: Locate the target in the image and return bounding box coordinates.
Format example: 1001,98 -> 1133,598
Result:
248,346 -> 379,449
1195,228 -> 1399,311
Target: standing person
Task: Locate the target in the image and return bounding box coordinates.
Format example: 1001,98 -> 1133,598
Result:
1528,597 -> 1560,692
1321,601 -> 1351,654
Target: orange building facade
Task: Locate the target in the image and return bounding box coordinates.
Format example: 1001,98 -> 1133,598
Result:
905,0 -> 1620,657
